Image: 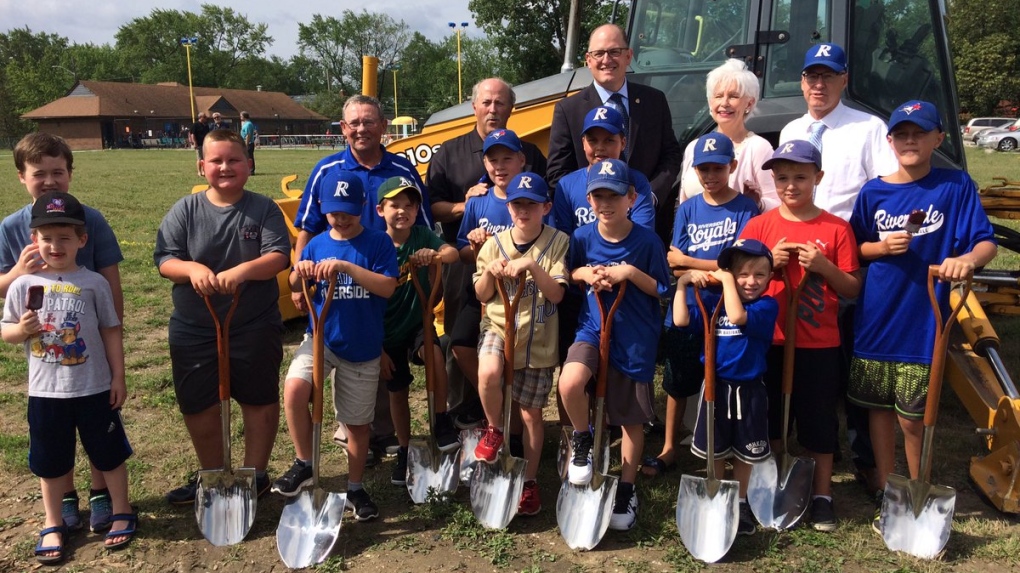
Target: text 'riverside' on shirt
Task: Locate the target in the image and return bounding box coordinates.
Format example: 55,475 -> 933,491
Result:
874,205 -> 944,237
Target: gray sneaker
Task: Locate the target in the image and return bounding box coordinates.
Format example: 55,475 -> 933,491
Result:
271,460 -> 313,497
346,488 -> 379,522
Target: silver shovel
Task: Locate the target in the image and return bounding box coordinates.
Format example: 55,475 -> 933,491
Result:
277,279 -> 346,568
748,268 -> 815,530
881,266 -> 972,559
469,274 -> 528,529
195,292 -> 258,547
676,285 -> 739,563
557,283 -> 627,550
406,259 -> 460,503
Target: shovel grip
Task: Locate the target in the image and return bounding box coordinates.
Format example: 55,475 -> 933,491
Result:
781,268 -> 810,396
495,272 -> 526,383
303,277 -> 337,425
409,259 -> 443,395
204,292 -> 240,402
923,265 -> 972,428
694,285 -> 724,403
593,282 -> 627,400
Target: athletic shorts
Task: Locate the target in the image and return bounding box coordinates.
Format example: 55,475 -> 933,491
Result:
382,328 -> 437,392
450,296 -> 481,349
565,341 -> 655,426
286,336 -> 381,425
763,345 -> 840,454
847,357 -> 930,419
477,329 -> 553,410
691,378 -> 771,463
661,327 -> 705,399
28,391 -> 133,479
557,289 -> 584,364
170,325 -> 283,415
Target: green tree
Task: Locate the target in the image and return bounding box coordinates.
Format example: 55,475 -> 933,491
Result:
0,28 -> 72,140
948,0 -> 1020,114
298,10 -> 409,96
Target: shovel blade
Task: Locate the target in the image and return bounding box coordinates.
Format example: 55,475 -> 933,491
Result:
555,474 -> 618,550
747,455 -> 815,530
469,454 -> 528,529
459,427 -> 484,485
676,474 -> 740,563
556,426 -> 611,481
195,468 -> 257,546
881,474 -> 955,559
407,441 -> 460,504
276,488 -> 347,568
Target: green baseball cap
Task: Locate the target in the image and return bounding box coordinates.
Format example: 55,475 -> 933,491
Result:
376,176 -> 422,204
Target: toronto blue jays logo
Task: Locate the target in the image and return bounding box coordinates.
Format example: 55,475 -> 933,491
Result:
900,102 -> 923,115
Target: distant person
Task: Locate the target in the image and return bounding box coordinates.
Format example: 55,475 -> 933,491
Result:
189,113 -> 211,176
210,113 -> 229,131
240,111 -> 258,175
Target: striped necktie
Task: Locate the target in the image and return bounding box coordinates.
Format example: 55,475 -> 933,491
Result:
808,120 -> 827,152
608,92 -> 632,160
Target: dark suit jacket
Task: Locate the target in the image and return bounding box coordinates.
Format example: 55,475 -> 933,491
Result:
547,82 -> 682,211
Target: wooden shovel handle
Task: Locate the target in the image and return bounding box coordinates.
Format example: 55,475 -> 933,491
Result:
204,292 -> 240,402
693,284 -> 724,403
923,265 -> 972,427
781,268 -> 811,396
303,277 -> 337,426
495,272 -> 526,390
593,282 -> 628,400
409,258 -> 443,393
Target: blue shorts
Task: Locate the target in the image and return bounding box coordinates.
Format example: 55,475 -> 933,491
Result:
691,378 -> 771,463
660,327 -> 705,399
28,391 -> 133,479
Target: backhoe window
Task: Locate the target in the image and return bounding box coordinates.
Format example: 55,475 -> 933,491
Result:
763,0 -> 832,97
632,0 -> 752,70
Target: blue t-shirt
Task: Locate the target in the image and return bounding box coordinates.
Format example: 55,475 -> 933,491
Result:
300,227 -> 399,362
552,165 -> 655,236
850,168 -> 995,363
0,204 -> 123,274
664,192 -> 759,329
687,290 -> 778,382
295,146 -> 432,235
455,189 -> 553,250
569,222 -> 670,383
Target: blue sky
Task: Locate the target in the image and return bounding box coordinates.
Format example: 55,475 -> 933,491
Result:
0,0 -> 475,59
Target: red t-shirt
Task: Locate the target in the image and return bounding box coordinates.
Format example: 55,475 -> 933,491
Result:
739,209 -> 859,348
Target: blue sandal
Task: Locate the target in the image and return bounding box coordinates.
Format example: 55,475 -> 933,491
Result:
35,525 -> 67,565
104,513 -> 138,551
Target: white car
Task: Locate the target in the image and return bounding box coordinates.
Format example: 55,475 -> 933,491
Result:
961,117 -> 1013,142
976,118 -> 1020,151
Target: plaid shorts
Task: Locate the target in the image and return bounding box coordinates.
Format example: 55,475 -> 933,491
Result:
478,329 -> 554,409
847,357 -> 931,419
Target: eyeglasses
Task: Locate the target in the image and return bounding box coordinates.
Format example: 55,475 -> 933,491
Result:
801,71 -> 845,84
586,47 -> 628,60
343,119 -> 379,129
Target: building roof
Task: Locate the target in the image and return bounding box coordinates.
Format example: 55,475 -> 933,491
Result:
22,81 -> 326,122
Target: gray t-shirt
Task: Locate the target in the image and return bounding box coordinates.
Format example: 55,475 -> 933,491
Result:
2,269 -> 119,398
154,191 -> 290,344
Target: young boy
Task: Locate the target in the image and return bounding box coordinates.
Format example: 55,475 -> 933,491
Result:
739,140 -> 862,531
847,100 -> 996,532
2,191 -> 134,563
154,129 -> 291,507
644,133 -> 759,478
557,161 -> 670,531
673,239 -> 778,537
275,171 -> 398,520
0,132 -> 124,534
472,172 -> 569,516
372,176 -> 460,486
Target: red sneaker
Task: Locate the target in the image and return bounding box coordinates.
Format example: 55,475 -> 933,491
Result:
518,480 -> 541,516
474,426 -> 504,463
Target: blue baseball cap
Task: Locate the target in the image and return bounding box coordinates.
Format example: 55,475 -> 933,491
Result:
802,43 -> 847,73
319,171 -> 365,216
482,129 -> 523,154
692,133 -> 736,166
717,238 -> 774,270
887,100 -> 943,133
506,172 -> 549,203
586,158 -> 631,195
582,106 -> 626,136
762,140 -> 823,170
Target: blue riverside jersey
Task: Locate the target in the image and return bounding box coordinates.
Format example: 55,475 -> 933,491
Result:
552,165 -> 656,236
295,146 -> 433,235
456,189 -> 553,250
687,289 -> 778,382
664,192 -> 760,330
300,227 -> 399,362
569,222 -> 670,383
850,168 -> 995,364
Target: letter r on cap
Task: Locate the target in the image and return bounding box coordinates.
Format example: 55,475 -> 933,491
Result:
335,181 -> 349,197
518,176 -> 532,188
780,143 -> 794,154
702,138 -> 717,152
815,45 -> 831,58
598,161 -> 616,176
594,107 -> 608,121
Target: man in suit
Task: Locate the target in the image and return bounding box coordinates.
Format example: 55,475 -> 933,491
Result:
547,24 -> 682,241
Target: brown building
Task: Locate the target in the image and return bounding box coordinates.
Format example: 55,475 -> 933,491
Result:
22,81 -> 327,150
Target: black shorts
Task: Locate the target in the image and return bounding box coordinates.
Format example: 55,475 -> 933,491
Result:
557,288 -> 584,364
450,296 -> 481,349
764,345 -> 841,454
691,378 -> 770,463
661,327 -> 705,399
170,325 -> 283,415
28,391 -> 133,478
383,328 -> 438,392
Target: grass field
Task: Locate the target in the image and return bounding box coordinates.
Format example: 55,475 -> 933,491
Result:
0,146 -> 1017,572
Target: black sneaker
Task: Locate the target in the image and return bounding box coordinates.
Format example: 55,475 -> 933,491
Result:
391,448 -> 408,486
166,474 -> 199,506
346,488 -> 379,522
509,434 -> 524,458
434,412 -> 461,453
453,410 -> 484,430
810,497 -> 837,532
372,435 -> 400,456
272,460 -> 313,497
738,501 -> 756,536
256,473 -> 271,498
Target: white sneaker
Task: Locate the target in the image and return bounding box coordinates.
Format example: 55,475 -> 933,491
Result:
567,431 -> 594,485
609,487 -> 638,531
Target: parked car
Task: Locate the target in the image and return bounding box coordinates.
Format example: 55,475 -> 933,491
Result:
976,118 -> 1020,151
961,117 -> 1014,142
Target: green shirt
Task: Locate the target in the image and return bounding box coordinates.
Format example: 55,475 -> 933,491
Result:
383,225 -> 445,347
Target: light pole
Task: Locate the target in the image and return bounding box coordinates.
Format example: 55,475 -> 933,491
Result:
448,21 -> 469,103
180,37 -> 198,123
384,63 -> 401,117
